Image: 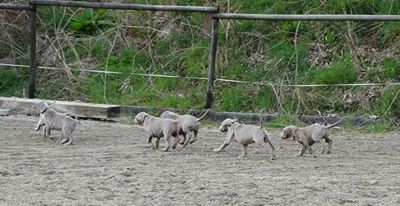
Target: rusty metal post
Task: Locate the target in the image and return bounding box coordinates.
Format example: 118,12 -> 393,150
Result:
28,4 -> 37,98
205,17 -> 219,109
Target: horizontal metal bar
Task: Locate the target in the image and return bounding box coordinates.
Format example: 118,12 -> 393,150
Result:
31,0 -> 218,13
2,63 -> 399,88
214,13 -> 400,21
0,3 -> 32,10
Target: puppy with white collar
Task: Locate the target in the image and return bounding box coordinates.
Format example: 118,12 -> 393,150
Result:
32,101 -> 78,145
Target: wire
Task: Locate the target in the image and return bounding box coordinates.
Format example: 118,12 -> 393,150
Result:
1,63 -> 400,87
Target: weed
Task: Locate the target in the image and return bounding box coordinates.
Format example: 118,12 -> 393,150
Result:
70,9 -> 115,35
368,121 -> 393,133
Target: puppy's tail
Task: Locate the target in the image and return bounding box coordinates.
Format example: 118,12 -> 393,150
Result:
325,119 -> 343,129
259,109 -> 265,129
196,109 -> 209,122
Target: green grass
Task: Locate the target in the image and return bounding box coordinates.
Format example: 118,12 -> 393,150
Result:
266,114 -> 300,128
0,69 -> 27,97
311,54 -> 358,85
368,121 -> 393,133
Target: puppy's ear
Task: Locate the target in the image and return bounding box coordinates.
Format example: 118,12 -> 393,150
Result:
233,118 -> 239,122
292,128 -> 300,140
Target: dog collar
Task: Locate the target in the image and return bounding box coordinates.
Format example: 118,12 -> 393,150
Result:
41,107 -> 49,114
143,114 -> 149,121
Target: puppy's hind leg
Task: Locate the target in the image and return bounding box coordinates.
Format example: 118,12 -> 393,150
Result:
63,137 -> 74,146
179,132 -> 186,145
172,133 -> 179,149
59,134 -> 69,144
60,128 -> 73,145
295,146 -> 307,157
256,135 -> 276,160
183,129 -> 193,147
189,130 -> 198,144
238,145 -> 248,159
325,137 -> 333,154
307,146 -> 317,158
161,135 -> 172,152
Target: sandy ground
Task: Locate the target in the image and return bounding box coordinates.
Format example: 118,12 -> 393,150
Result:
1,115 -> 400,205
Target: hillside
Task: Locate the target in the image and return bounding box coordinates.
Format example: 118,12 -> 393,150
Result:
1,0 -> 400,119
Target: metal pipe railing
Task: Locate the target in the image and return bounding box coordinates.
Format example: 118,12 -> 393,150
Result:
30,0 -> 218,13
0,3 -> 32,10
213,13 -> 400,21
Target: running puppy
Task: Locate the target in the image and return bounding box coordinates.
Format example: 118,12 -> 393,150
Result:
160,109 -> 209,147
134,112 -> 179,152
32,101 -> 78,145
214,114 -> 276,160
280,120 -> 342,157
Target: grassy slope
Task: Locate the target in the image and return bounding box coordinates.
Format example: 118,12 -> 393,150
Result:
1,0 -> 400,119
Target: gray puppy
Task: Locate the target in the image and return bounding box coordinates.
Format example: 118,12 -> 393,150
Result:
135,112 -> 179,152
214,116 -> 276,160
160,109 -> 209,147
280,120 -> 342,157
32,101 -> 78,145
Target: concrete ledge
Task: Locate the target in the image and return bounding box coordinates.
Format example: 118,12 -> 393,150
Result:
0,97 -> 375,126
0,97 -> 120,119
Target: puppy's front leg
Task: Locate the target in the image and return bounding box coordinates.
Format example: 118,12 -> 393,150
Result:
214,131 -> 234,152
34,116 -> 44,131
154,138 -> 160,149
147,135 -> 155,149
44,126 -> 51,138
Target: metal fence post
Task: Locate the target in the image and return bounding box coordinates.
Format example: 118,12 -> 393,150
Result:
205,17 -> 219,109
28,4 -> 37,98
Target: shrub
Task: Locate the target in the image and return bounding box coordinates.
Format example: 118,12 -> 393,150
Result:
70,9 -> 115,35
0,70 -> 26,97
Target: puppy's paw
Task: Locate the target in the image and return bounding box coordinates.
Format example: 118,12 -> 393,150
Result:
34,127 -> 40,131
270,156 -> 277,160
213,149 -> 221,153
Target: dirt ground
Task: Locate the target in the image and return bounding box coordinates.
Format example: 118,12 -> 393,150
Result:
1,115 -> 400,205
